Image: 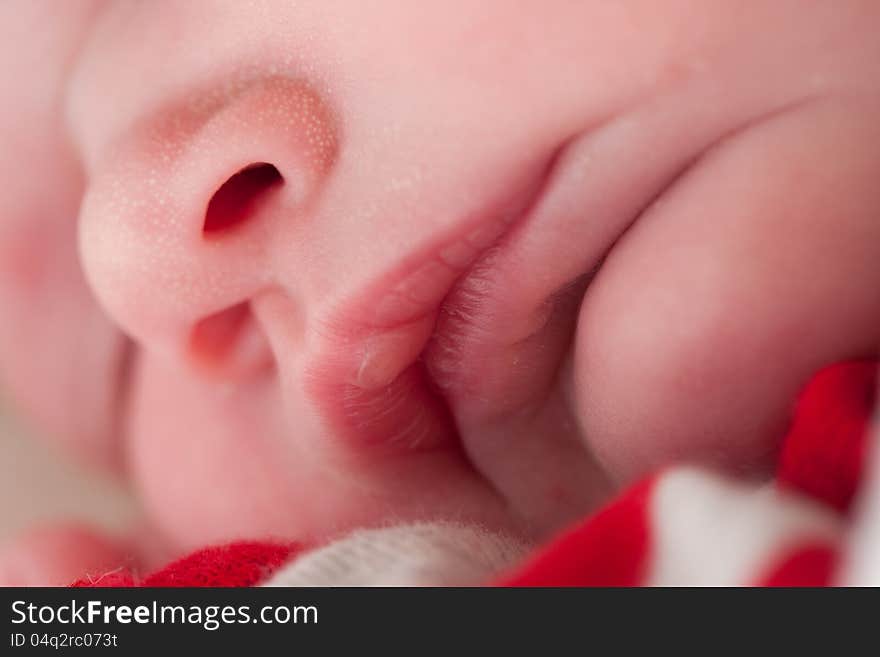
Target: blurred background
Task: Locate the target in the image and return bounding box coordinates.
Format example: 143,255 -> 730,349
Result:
0,1 -> 137,550
0,399 -> 135,543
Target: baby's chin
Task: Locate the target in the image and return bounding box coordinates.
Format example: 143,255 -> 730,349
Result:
125,351 -> 578,553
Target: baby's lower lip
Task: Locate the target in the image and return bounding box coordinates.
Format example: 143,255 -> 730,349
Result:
302,152 -> 563,453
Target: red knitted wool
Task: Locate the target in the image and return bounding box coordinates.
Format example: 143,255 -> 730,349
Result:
755,543 -> 838,587
72,541 -> 297,587
777,360 -> 877,513
142,542 -> 296,587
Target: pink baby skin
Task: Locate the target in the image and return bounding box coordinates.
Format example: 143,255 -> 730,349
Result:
1,0 -> 879,584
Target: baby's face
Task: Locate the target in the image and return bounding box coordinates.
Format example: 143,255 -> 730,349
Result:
2,0 -> 880,552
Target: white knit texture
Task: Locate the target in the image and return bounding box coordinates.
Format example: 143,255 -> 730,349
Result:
647,468 -> 840,586
263,522 -> 529,587
841,424 -> 880,586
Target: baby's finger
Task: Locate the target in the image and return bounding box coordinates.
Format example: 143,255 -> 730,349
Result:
575,93 -> 880,482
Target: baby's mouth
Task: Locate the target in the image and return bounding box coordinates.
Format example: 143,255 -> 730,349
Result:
101,151 -> 595,551
300,153 -> 562,455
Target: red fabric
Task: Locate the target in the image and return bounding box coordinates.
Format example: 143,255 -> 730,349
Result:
496,476 -> 655,587
756,543 -> 838,587
142,541 -> 296,587
72,541 -> 297,587
777,360 -> 877,513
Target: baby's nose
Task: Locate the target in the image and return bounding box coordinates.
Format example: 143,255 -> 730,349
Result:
78,77 -> 338,379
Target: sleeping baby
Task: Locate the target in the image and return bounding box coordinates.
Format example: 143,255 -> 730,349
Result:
0,0 -> 879,585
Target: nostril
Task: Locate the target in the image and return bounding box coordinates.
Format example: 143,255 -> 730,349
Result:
203,163 -> 283,235
189,301 -> 275,379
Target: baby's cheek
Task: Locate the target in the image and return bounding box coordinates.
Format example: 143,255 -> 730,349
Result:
572,95 -> 880,482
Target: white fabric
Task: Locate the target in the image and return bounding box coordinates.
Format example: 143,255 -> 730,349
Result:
841,425 -> 880,586
263,521 -> 529,587
647,468 -> 840,586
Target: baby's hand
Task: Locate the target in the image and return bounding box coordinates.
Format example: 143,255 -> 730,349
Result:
1,0 -> 879,576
